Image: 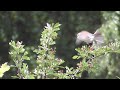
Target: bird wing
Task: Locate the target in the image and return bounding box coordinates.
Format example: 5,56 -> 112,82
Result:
94,35 -> 104,44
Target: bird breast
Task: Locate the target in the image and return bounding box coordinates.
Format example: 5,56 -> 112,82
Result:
76,31 -> 94,44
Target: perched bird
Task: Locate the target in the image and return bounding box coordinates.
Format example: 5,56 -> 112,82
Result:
76,30 -> 104,50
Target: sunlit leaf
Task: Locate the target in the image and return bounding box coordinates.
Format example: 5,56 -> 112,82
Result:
0,62 -> 10,78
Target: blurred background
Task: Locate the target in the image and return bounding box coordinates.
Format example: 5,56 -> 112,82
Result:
0,11 -> 120,79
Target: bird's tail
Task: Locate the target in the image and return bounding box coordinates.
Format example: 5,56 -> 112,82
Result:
93,30 -> 104,45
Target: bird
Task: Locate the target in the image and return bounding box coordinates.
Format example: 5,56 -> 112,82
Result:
76,30 -> 104,50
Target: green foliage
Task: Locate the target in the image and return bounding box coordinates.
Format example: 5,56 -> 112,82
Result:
9,23 -> 67,79
0,62 -> 10,78
94,11 -> 120,79
33,23 -> 65,79
72,39 -> 120,78
8,21 -> 120,79
9,22 -> 105,79
0,11 -> 101,78
100,11 -> 120,42
9,41 -> 34,79
1,11 -> 120,79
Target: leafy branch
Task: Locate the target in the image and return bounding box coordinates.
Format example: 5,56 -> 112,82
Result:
9,41 -> 34,79
33,23 -> 65,79
72,39 -> 120,78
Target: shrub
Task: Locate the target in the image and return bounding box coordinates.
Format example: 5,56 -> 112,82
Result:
6,22 -> 120,79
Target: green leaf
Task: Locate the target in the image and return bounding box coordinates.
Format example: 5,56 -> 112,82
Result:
22,56 -> 30,60
54,23 -> 61,28
72,55 -> 79,59
0,62 -> 10,78
24,51 -> 28,56
19,48 -> 25,53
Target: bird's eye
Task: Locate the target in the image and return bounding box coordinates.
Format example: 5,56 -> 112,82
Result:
89,42 -> 93,46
